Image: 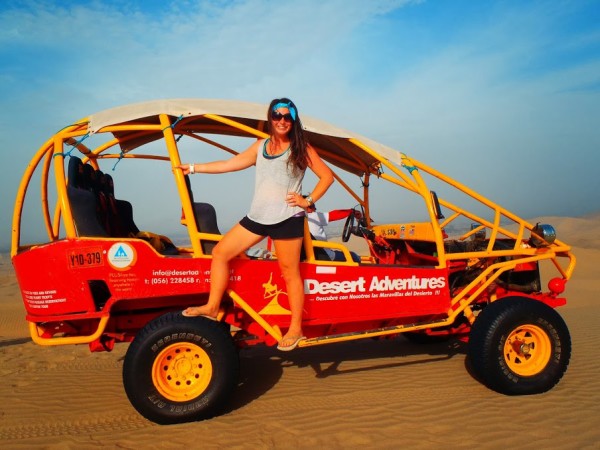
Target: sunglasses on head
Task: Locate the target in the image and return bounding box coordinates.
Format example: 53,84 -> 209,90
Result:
271,111 -> 294,123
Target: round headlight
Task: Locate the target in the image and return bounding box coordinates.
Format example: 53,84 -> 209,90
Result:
530,223 -> 556,247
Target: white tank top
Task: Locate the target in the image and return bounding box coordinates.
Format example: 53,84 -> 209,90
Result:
247,139 -> 305,224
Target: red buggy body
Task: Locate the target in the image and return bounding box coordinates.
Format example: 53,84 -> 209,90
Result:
11,99 -> 575,423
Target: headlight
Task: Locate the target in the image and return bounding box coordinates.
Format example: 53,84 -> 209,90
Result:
530,223 -> 556,247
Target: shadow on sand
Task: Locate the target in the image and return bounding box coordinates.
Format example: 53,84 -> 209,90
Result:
227,336 -> 467,412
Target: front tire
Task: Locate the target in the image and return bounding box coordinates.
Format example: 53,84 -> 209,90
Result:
468,297 -> 570,395
123,312 -> 239,424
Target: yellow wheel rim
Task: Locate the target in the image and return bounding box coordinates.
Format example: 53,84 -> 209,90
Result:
152,342 -> 213,402
504,324 -> 552,376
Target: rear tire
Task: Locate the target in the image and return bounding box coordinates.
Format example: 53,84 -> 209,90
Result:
468,297 -> 570,395
123,312 -> 239,424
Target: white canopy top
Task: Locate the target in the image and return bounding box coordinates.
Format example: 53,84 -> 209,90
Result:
86,98 -> 403,176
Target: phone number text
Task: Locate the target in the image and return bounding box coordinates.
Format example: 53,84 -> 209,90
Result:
150,277 -> 198,285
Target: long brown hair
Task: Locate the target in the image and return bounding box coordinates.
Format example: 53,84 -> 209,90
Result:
267,98 -> 309,176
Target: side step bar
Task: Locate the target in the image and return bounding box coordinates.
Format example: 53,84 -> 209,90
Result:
298,319 -> 452,348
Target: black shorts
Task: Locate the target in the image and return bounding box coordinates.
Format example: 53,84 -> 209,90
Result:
239,215 -> 305,239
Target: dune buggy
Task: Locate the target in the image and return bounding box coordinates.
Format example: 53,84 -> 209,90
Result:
11,99 -> 575,424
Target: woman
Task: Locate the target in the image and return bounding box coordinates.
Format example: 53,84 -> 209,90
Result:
178,98 -> 334,351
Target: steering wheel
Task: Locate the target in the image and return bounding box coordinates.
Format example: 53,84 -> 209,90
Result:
342,205 -> 368,242
342,212 -> 355,242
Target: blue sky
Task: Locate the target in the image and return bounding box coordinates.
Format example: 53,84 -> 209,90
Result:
1,0 -> 599,251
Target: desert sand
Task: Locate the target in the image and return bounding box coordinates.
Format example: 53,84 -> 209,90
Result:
1,214 -> 599,449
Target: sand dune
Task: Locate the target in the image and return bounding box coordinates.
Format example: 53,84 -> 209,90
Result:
1,215 -> 599,448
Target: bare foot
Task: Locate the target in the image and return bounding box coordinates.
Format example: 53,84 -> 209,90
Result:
182,305 -> 218,318
277,332 -> 306,351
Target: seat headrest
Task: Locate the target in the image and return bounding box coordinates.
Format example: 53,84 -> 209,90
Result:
82,164 -> 95,191
67,156 -> 84,188
96,170 -> 107,195
104,173 -> 115,196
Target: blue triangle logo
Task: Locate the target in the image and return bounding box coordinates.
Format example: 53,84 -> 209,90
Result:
114,246 -> 128,258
